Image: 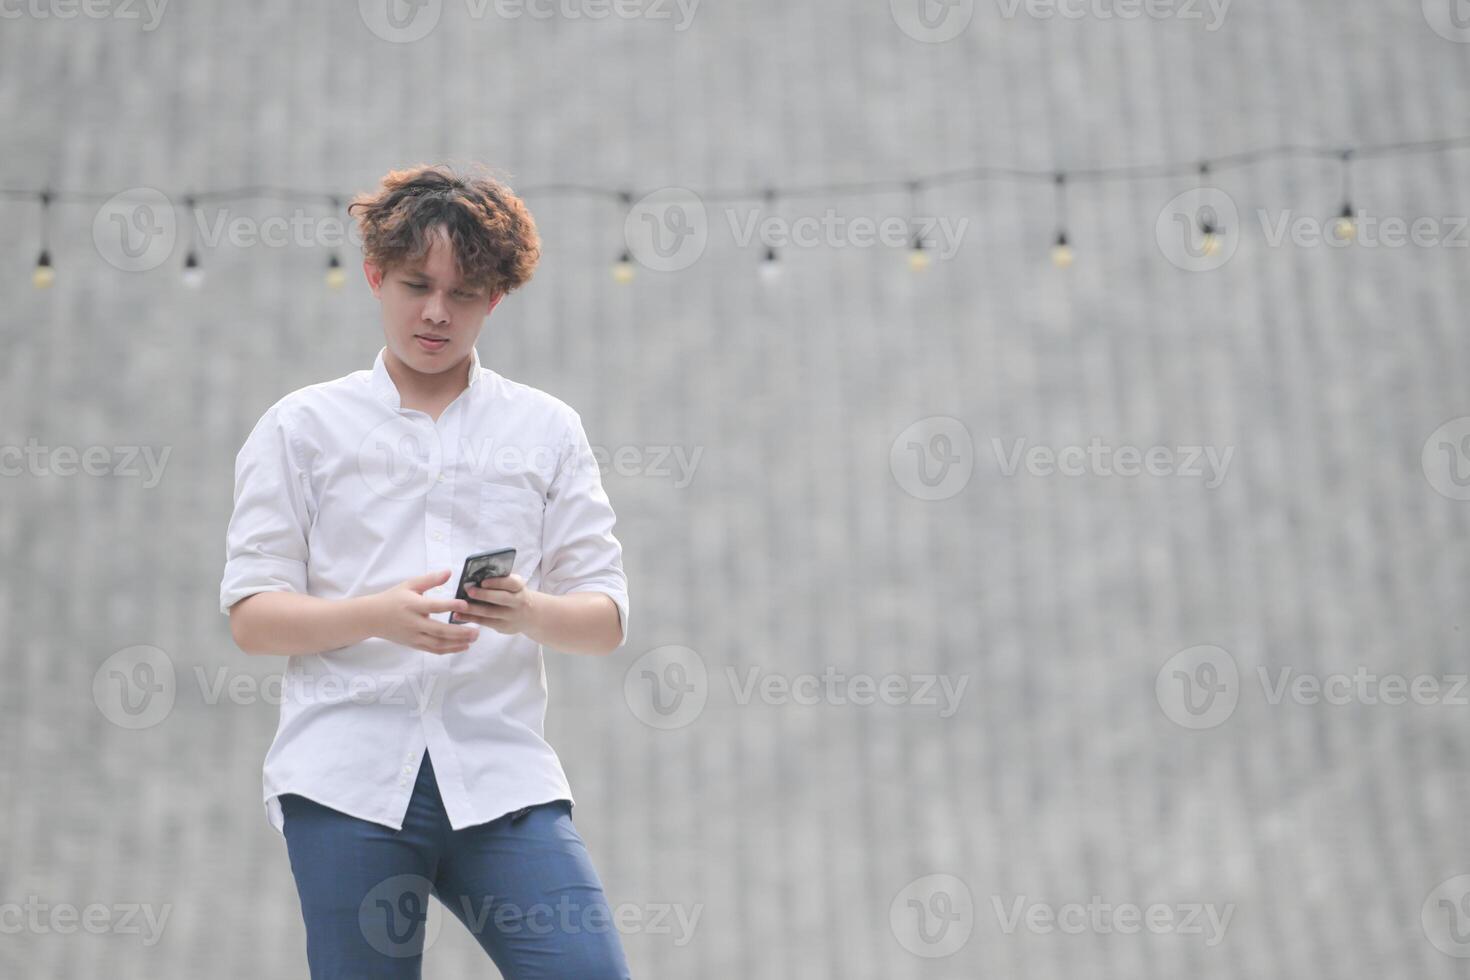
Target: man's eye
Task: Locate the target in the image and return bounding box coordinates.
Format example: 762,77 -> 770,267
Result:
454,291 -> 478,300
405,281 -> 427,290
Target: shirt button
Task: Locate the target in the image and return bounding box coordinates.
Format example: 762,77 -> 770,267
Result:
432,532 -> 444,542
437,473 -> 447,483
403,764 -> 413,773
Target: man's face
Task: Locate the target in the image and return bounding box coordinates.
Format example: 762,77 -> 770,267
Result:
365,224 -> 504,378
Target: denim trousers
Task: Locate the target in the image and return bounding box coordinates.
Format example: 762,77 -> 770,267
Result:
279,750 -> 631,979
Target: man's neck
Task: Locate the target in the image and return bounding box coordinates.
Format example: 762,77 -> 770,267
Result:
383,349 -> 472,413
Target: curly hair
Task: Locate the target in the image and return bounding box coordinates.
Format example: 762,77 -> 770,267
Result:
347,163 -> 541,297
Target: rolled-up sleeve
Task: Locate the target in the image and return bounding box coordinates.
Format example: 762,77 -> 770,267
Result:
539,410 -> 630,650
219,403 -> 313,615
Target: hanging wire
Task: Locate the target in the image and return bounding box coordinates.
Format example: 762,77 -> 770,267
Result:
1050,173 -> 1073,269
181,194 -> 203,287
907,180 -> 930,271
612,190 -> 636,283
1335,149 -> 1359,241
325,195 -> 346,289
760,188 -> 781,279
2,134 -> 1468,207
32,190 -> 54,288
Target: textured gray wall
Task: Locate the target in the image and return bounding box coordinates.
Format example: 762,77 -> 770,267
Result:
3,1 -> 1470,977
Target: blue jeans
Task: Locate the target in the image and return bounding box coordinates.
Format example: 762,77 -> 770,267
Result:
279,750 -> 631,979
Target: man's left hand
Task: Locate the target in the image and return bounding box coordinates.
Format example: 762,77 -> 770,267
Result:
460,573 -> 540,635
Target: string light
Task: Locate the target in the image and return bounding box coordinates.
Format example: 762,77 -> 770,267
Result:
325,253 -> 346,290
612,249 -> 636,284
907,237 -> 930,271
759,189 -> 782,281
1335,149 -> 1358,243
180,195 -> 203,287
1050,173 -> 1074,269
181,250 -> 203,287
1051,232 -> 1073,270
1198,163 -> 1223,257
325,197 -> 347,289
760,245 -> 782,281
612,191 -> 636,283
8,134 -> 1469,286
907,181 -> 931,272
32,190 -> 53,289
32,250 -> 53,289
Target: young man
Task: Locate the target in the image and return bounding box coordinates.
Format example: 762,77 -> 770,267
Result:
219,164 -> 633,979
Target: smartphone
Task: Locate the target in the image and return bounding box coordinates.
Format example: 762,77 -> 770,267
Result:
448,547 -> 517,624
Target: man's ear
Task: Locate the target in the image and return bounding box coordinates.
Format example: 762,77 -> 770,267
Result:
485,291 -> 506,315
364,260 -> 384,298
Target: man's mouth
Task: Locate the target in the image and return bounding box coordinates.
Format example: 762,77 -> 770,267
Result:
415,334 -> 449,352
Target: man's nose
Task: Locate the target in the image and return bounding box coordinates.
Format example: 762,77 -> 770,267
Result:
422,291 -> 450,324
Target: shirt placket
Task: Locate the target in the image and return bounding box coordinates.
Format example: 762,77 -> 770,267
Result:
407,401 -> 464,796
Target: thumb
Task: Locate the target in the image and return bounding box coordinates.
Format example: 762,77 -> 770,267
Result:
405,569 -> 452,593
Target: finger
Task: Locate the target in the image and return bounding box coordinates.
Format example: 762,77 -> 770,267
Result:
420,597 -> 472,616
426,622 -> 480,644
417,632 -> 473,655
477,574 -> 524,593
466,587 -> 515,606
415,636 -> 452,654
406,569 -> 453,594
458,606 -> 506,626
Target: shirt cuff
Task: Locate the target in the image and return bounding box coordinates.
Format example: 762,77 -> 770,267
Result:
219,556 -> 308,614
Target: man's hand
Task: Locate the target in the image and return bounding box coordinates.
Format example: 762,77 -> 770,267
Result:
455,575 -> 622,655
458,573 -> 540,636
366,569 -> 480,655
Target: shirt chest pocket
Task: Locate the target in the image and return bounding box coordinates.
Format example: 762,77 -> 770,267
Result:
477,482 -> 545,581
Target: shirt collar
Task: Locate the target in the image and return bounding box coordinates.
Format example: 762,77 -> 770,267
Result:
368,344 -> 484,409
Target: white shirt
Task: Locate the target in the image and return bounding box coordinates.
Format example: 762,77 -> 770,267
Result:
219,345 -> 629,836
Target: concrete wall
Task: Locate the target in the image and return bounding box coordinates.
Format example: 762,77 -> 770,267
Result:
3,1 -> 1469,976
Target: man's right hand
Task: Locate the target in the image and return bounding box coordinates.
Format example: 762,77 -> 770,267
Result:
366,569 -> 480,655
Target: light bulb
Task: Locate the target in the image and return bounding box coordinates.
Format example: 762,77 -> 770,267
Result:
182,251 -> 204,288
1051,234 -> 1073,269
1334,205 -> 1357,243
1201,229 -> 1223,256
325,254 -> 346,289
612,251 -> 636,284
32,251 -> 54,289
908,241 -> 931,272
759,247 -> 781,282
